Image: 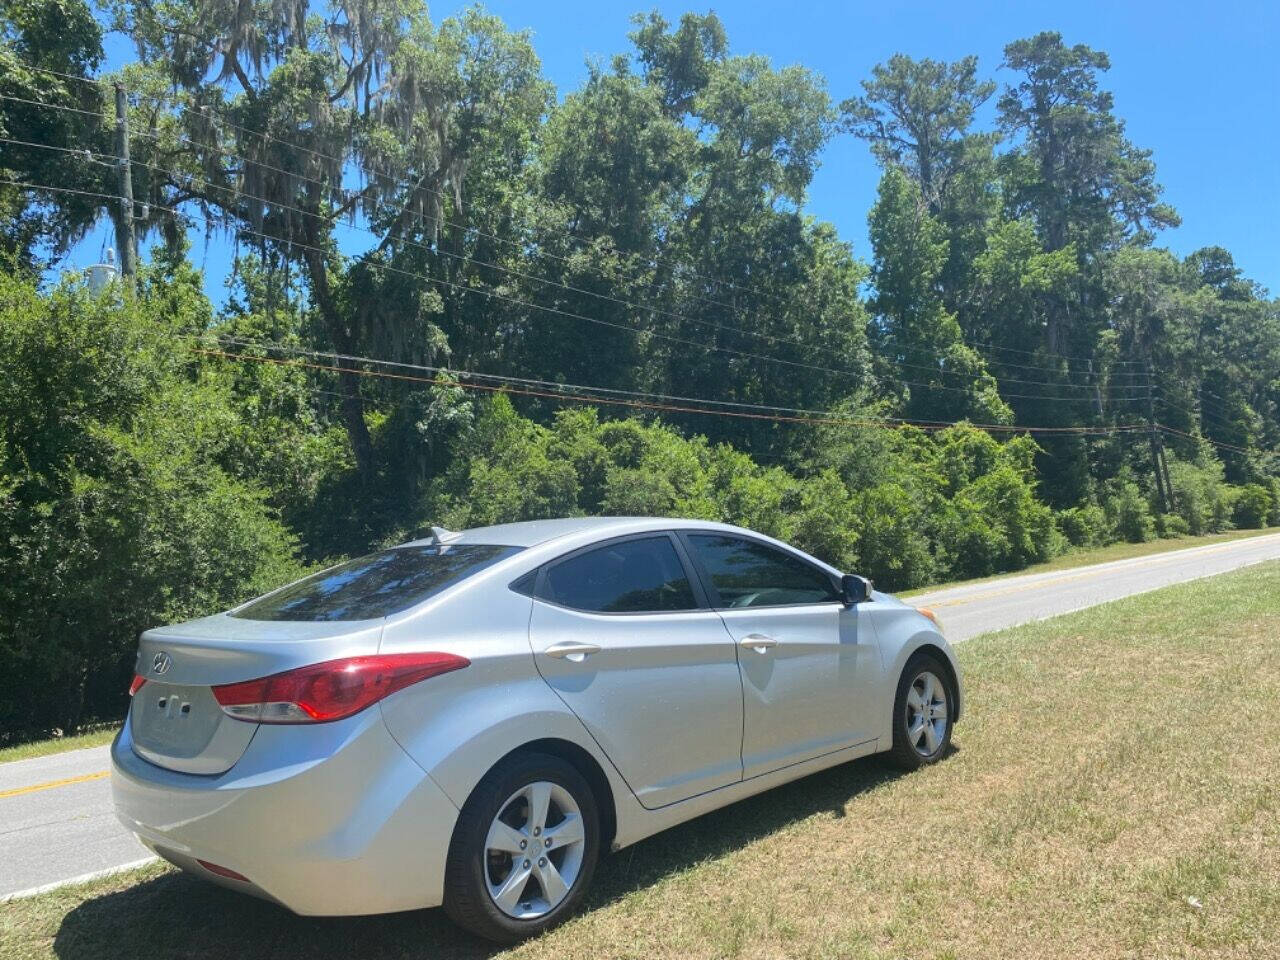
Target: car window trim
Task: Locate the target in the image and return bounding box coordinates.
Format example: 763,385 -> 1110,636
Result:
523,531 -> 713,616
674,529 -> 843,611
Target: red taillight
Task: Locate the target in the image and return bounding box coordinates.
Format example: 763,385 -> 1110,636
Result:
196,859 -> 250,882
210,653 -> 469,724
129,674 -> 147,697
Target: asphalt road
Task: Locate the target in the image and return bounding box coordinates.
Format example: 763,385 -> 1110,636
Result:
3,530 -> 1279,900
0,744 -> 152,899
908,530 -> 1280,642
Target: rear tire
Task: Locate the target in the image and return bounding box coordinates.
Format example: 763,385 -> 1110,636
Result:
886,653 -> 955,770
443,752 -> 600,944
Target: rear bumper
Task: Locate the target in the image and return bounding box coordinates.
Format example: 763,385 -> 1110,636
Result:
111,709 -> 459,915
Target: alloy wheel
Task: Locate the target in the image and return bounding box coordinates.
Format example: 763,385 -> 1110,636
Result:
484,780 -> 586,919
905,669 -> 948,757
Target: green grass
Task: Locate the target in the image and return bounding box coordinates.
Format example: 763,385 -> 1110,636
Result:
4,562 -> 1279,959
0,727 -> 119,765
901,525 -> 1278,597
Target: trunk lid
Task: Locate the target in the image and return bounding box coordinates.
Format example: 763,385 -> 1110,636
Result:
129,613 -> 384,775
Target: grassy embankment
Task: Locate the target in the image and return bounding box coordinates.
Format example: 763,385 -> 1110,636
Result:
0,729 -> 119,765
4,560 -> 1277,959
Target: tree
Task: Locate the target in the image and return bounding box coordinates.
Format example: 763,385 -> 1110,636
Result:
867,169 -> 1010,425
0,0 -> 106,268
112,0 -> 548,479
506,12 -> 867,459
841,53 -> 996,214
998,32 -> 1179,256
0,268 -> 300,737
629,10 -> 727,117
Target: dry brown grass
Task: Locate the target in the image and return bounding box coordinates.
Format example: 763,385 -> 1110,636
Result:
4,562 -> 1278,960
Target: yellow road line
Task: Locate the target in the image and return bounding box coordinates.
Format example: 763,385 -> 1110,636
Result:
0,770 -> 109,799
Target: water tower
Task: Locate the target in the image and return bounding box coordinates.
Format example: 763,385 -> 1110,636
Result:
86,247 -> 118,294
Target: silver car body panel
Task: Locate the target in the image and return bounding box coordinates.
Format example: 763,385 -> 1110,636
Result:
113,697 -> 457,914
530,599 -> 745,808
716,601 -> 880,779
112,516 -> 963,915
129,617 -> 385,775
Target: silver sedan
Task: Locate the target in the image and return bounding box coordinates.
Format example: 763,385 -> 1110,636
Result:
112,517 -> 962,942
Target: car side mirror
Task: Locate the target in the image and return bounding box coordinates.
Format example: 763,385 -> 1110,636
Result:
841,574 -> 872,606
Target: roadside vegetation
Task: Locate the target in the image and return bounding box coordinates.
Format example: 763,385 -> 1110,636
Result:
0,728 -> 117,765
2,0 -> 1278,745
5,561 -> 1277,959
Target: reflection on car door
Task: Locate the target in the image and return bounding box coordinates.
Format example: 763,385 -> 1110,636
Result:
681,533 -> 879,779
527,533 -> 745,809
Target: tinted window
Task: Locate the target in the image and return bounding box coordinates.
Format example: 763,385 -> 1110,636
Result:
688,535 -> 840,608
232,544 -> 523,621
542,537 -> 697,613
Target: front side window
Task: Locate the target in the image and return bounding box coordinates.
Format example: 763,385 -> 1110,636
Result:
687,534 -> 840,608
541,536 -> 697,613
232,544 -> 523,621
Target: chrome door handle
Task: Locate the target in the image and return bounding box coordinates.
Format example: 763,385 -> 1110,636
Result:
543,641 -> 602,662
739,634 -> 777,653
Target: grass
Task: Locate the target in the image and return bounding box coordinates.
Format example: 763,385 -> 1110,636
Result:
4,561 -> 1279,959
0,728 -> 119,765
901,525 -> 1278,597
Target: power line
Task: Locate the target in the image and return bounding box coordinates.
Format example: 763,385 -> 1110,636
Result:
0,110 -> 1150,394
1158,424 -> 1253,456
4,67 -> 815,311
205,334 -> 1155,432
0,89 -> 1160,388
983,351 -> 1151,379
4,173 -> 1158,407
883,340 -> 1151,391
192,338 -> 1155,437
199,334 -> 935,422
962,335 -> 1148,368
5,133 -> 898,374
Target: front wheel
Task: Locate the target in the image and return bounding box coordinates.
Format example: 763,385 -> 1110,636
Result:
443,752 -> 600,943
886,654 -> 955,770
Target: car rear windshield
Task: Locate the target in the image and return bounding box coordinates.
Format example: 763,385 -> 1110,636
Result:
231,544 -> 523,621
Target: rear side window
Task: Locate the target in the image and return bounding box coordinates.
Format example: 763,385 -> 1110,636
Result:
687,534 -> 840,608
542,536 -> 697,613
232,544 -> 523,621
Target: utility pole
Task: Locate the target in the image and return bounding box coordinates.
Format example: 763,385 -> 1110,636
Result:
1087,358 -> 1104,419
1158,425 -> 1174,513
1144,359 -> 1172,514
113,82 -> 137,286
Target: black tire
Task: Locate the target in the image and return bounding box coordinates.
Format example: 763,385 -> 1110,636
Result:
443,752 -> 600,944
886,653 -> 955,771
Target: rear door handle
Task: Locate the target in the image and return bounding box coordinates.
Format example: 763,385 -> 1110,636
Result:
543,641 -> 602,662
739,633 -> 777,653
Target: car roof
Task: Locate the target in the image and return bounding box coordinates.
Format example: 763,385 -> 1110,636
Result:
402,516 -> 744,549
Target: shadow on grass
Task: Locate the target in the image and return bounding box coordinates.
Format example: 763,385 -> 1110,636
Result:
53,755 -> 914,960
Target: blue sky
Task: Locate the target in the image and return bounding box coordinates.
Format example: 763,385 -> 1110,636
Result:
66,0 -> 1278,302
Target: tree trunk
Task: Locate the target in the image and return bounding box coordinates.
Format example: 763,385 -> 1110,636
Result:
303,247 -> 376,478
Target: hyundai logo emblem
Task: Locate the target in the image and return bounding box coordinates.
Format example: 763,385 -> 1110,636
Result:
152,651 -> 173,676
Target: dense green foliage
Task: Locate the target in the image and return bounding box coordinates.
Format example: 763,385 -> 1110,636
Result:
1,2 -> 1277,739
0,267 -> 302,734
